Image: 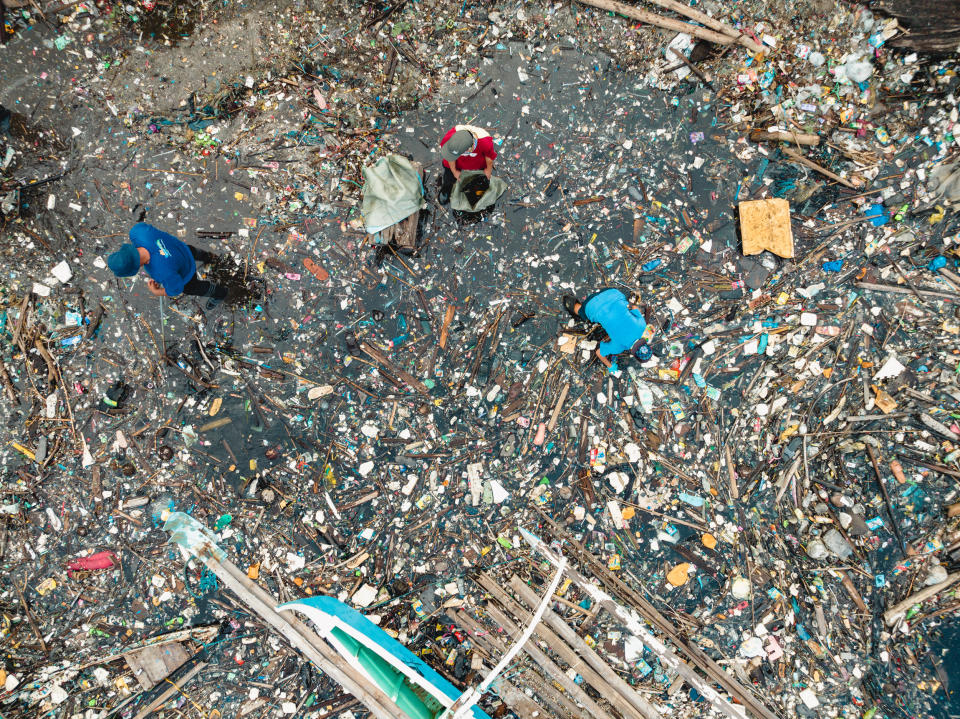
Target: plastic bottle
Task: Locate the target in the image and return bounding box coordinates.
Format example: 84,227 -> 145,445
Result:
823,529 -> 853,559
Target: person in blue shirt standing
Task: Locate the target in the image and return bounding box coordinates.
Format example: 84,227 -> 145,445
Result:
562,289 -> 655,371
107,223 -> 229,309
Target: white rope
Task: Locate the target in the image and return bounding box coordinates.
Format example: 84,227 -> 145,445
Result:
444,555 -> 568,719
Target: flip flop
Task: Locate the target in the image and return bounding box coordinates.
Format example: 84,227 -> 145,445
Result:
303,257 -> 329,281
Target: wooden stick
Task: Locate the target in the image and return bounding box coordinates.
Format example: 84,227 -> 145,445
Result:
11,293 -> 30,349
0,360 -> 17,403
722,444 -> 738,500
360,342 -> 430,396
577,0 -> 763,52
781,146 -> 862,189
15,582 -> 47,654
866,444 -> 908,558
855,282 -> 958,301
34,336 -> 57,384
439,305 -> 456,350
546,382 -> 570,433
750,129 -> 820,146
837,570 -> 869,614
645,0 -> 763,51
884,573 -> 960,626
575,0 -> 758,51
669,46 -> 713,88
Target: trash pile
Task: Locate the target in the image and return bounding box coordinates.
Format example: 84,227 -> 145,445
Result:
1,1 -> 959,718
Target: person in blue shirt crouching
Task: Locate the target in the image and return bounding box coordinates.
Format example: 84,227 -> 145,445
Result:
108,223 -> 229,309
562,289 -> 655,372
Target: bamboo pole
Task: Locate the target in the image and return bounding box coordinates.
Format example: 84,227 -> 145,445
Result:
482,574 -> 660,719
455,610 -> 588,719
449,559 -> 567,719
190,543 -> 406,719
508,576 -> 663,719
522,525 -> 759,719
576,0 -> 763,53
483,603 -> 618,719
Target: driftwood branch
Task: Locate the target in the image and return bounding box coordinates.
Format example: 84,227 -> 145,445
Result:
750,129 -> 820,146
781,146 -> 862,189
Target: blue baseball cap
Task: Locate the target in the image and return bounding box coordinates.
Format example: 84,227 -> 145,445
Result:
107,243 -> 141,277
631,340 -> 652,361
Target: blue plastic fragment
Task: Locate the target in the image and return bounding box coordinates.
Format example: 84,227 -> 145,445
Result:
678,491 -> 704,507
928,256 -> 947,271
822,260 -> 844,273
865,203 -> 889,226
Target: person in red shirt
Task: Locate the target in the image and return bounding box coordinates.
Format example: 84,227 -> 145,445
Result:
438,124 -> 497,204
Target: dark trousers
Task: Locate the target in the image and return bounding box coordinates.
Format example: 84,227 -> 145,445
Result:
439,167 -> 456,198
182,245 -> 227,300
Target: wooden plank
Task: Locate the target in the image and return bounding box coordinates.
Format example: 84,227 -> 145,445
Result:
125,642 -> 191,690
508,576 -> 663,719
360,342 -> 431,396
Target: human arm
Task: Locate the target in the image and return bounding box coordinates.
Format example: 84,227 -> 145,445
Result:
480,137 -> 497,177
594,348 -> 612,367
147,279 -> 168,297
